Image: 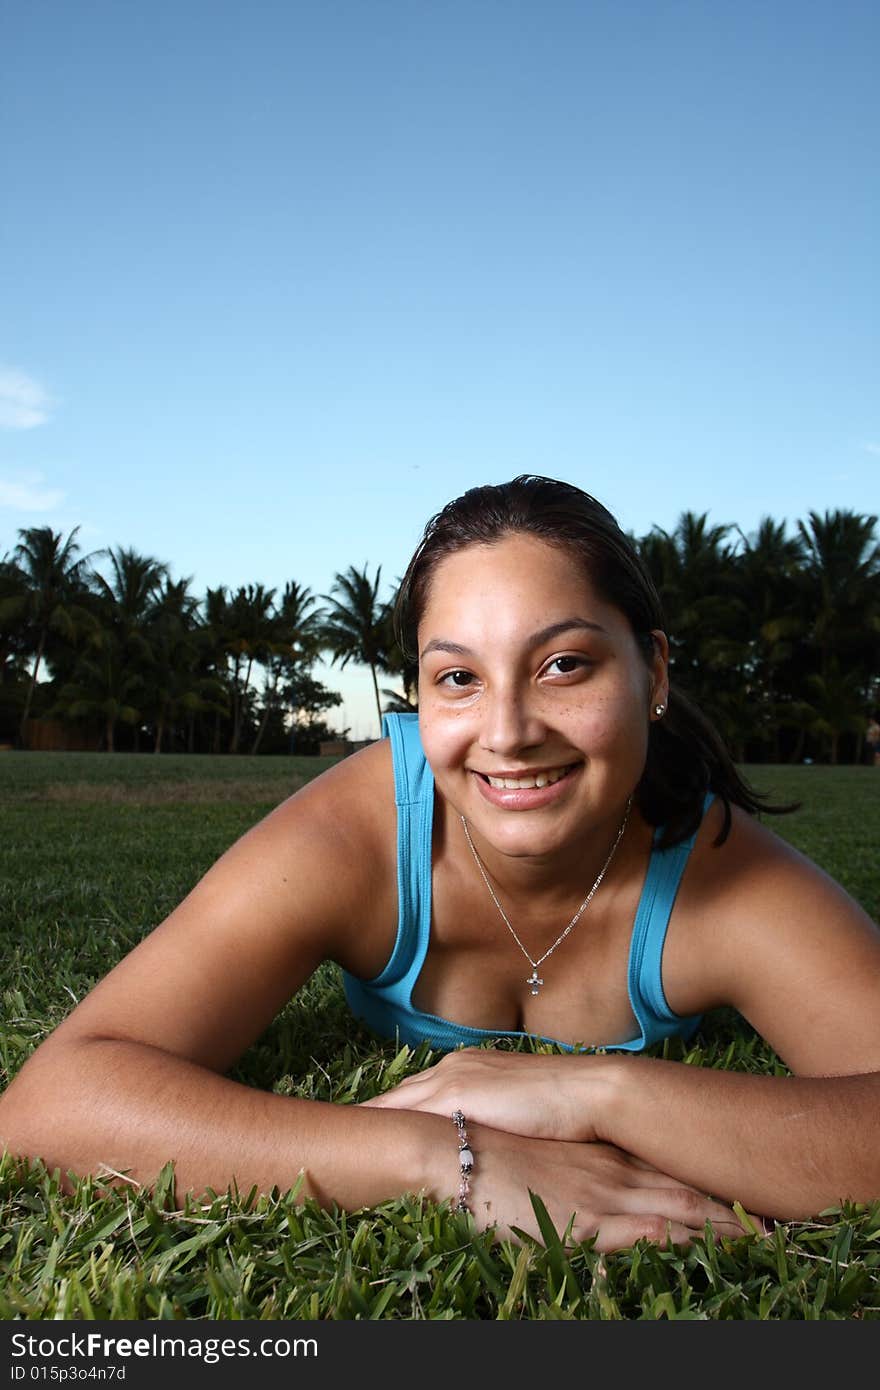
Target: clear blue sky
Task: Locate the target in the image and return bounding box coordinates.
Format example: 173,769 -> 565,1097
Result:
2,0 -> 877,739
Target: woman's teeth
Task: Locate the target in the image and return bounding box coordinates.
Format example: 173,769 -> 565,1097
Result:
485,765 -> 572,790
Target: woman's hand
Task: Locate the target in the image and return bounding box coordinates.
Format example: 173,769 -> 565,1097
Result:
452,1123 -> 755,1251
363,1046 -> 604,1142
366,1049 -> 767,1248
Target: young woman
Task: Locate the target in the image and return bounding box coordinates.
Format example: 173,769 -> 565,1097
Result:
2,476 -> 879,1253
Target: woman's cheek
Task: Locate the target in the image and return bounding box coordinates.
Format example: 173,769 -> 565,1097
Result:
581,694 -> 648,761
570,694 -> 622,745
418,708 -> 472,769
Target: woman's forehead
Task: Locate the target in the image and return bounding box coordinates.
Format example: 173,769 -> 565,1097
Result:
418,535 -> 611,629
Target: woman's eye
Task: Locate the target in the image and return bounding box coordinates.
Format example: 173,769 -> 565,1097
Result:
546,655 -> 587,676
440,669 -> 475,688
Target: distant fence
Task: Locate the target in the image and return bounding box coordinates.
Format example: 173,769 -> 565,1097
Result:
23,719 -> 102,752
318,738 -> 377,758
15,722 -> 374,756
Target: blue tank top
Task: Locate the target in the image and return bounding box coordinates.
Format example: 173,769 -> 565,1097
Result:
342,713 -> 705,1053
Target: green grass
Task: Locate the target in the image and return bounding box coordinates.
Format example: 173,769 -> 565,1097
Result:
2,748 -> 337,802
1,753 -> 879,1320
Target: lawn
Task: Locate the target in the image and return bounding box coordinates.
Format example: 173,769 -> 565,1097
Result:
1,752 -> 879,1320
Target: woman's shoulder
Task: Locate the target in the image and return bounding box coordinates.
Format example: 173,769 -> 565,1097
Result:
204,737 -> 402,977
210,737 -> 400,953
665,797 -> 880,1015
688,798 -> 845,895
266,736 -> 398,861
683,797 -> 874,930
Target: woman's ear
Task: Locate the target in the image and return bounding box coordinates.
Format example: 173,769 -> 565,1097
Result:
648,630 -> 669,719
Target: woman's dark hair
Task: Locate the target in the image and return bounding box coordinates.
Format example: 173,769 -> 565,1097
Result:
395,473 -> 794,848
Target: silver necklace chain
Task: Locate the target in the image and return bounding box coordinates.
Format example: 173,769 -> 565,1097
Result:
460,796 -> 633,995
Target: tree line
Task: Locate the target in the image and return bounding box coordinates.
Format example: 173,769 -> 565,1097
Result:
1,507 -> 878,762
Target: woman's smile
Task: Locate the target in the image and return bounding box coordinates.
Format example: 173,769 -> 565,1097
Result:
471,760 -> 583,809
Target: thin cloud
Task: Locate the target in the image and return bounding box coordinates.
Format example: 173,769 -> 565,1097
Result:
0,472 -> 66,512
0,368 -> 54,429
860,441 -> 880,457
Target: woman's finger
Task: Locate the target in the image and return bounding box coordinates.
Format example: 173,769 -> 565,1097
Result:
360,1087 -> 425,1110
618,1183 -> 744,1231
587,1214 -> 699,1253
616,1159 -> 701,1191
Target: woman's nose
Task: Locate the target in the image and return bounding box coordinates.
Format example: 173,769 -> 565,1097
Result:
478,685 -> 545,756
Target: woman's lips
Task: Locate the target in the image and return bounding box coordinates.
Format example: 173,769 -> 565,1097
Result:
471,762 -> 582,810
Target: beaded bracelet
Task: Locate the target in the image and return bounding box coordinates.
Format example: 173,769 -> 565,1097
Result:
452,1109 -> 474,1213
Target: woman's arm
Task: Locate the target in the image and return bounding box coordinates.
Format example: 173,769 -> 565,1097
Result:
368,810 -> 880,1220
0,744 -> 414,1203
1,1027 -> 748,1247
1,1027 -> 454,1208
591,1057 -> 880,1219
595,811 -> 880,1217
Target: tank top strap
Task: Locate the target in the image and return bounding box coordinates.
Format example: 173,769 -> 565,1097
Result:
368,713 -> 434,988
624,795 -> 714,1050
383,712 -> 434,806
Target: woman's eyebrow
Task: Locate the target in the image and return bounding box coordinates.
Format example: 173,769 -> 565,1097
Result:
421,618 -> 607,660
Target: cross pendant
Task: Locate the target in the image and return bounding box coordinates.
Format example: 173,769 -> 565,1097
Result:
527,969 -> 544,995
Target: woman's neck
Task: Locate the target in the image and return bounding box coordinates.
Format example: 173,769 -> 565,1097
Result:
446,798 -> 653,917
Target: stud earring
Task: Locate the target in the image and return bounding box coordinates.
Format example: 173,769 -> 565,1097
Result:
654,703 -> 666,718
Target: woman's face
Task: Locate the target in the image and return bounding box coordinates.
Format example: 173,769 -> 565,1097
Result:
416,533 -> 668,861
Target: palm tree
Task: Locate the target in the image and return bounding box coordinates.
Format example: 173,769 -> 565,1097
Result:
734,518 -> 806,760
250,580 -> 324,755
201,586 -> 235,753
0,551 -> 29,685
85,546 -> 169,750
794,510 -> 880,761
797,510 -> 880,680
91,546 -> 168,629
141,577 -> 225,753
802,664 -> 869,765
51,634 -> 144,753
321,564 -> 393,736
639,513 -> 750,751
222,583 -> 277,752
4,526 -> 97,742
